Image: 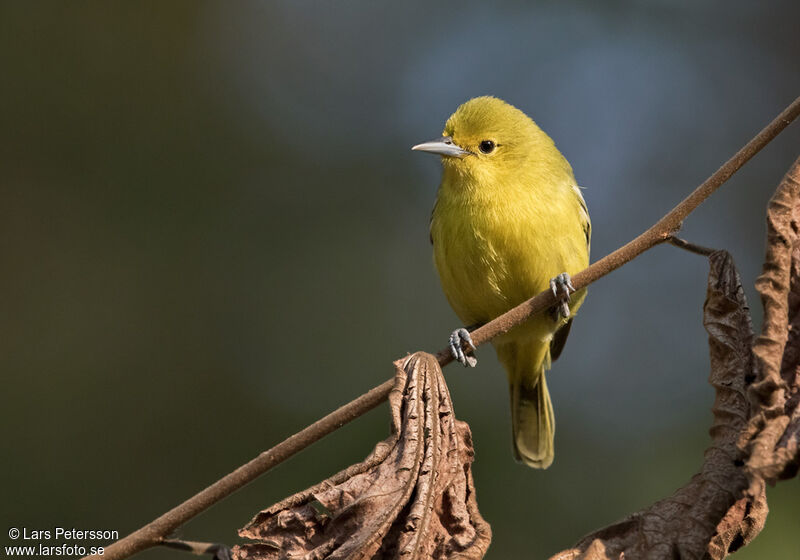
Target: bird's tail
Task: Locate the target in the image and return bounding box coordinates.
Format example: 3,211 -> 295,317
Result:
496,341 -> 554,469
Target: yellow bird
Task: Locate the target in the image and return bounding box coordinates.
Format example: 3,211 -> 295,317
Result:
413,96 -> 590,468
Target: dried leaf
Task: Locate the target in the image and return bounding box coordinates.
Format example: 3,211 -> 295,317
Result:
742,157 -> 800,491
232,352 -> 491,560
707,490 -> 767,558
550,251 -> 755,560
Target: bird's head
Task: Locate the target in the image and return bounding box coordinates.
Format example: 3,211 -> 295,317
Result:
413,96 -> 559,183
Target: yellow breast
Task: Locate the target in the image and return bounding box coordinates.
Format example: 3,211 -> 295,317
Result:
431,174 -> 588,341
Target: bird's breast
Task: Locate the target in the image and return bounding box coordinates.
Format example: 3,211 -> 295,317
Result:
433,199 -> 538,324
431,183 -> 587,336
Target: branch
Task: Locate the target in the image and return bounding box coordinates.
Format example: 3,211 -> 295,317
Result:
89,95 -> 800,560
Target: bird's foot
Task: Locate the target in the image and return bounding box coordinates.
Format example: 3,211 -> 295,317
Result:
550,272 -> 575,319
449,328 -> 477,367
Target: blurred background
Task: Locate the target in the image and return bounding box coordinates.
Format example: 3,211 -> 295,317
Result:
2,2 -> 799,558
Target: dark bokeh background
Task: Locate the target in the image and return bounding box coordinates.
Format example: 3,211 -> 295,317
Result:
2,2 -> 799,558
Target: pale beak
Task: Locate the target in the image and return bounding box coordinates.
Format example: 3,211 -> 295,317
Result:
411,136 -> 471,158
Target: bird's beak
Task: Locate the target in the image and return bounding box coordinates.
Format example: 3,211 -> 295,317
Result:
411,136 -> 471,158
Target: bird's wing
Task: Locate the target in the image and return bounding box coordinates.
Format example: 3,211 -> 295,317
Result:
550,185 -> 589,363
429,197 -> 438,245
574,185 -> 591,252
549,317 -> 573,362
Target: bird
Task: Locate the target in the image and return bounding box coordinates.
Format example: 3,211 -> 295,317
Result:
412,96 -> 590,468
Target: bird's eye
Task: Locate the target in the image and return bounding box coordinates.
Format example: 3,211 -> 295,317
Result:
479,140 -> 495,154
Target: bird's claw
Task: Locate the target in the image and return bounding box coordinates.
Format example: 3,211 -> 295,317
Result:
449,328 -> 477,367
549,272 -> 575,319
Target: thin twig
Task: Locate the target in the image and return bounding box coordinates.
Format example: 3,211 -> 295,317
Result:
88,94 -> 800,560
667,236 -> 718,257
161,539 -> 232,558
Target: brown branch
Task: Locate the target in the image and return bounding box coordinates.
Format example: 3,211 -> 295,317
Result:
88,95 -> 800,560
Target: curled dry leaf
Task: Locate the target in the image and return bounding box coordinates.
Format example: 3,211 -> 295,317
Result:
742,156 -> 800,490
549,251 -> 758,560
707,492 -> 767,559
232,352 -> 491,560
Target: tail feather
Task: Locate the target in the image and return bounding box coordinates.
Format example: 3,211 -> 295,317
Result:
510,370 -> 554,468
497,341 -> 555,469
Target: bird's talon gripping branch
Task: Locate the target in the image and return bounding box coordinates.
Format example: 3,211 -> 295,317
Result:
449,328 -> 477,367
550,272 -> 575,319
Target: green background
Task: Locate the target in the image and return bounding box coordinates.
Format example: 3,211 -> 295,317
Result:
1,2 -> 799,559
